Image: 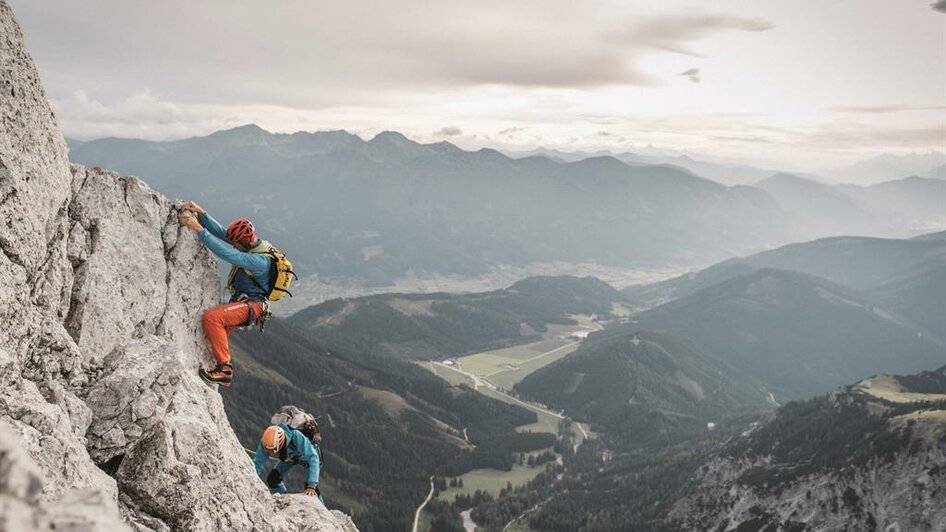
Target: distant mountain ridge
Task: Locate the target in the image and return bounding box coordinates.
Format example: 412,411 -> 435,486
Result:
624,231 -> 946,344
755,172 -> 874,236
634,267 -> 945,399
508,147 -> 797,186
76,124 -> 933,289
828,151 -> 946,184
70,126 -> 945,294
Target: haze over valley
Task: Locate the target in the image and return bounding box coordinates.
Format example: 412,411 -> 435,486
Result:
69,125 -> 946,314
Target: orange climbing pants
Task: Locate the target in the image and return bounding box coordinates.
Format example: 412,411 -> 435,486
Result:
201,301 -> 264,365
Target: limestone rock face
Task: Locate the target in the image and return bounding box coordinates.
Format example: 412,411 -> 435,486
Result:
671,444 -> 946,532
0,2 -> 357,531
0,419 -> 132,532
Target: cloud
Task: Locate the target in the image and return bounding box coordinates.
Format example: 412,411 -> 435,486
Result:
678,68 -> 701,83
933,1 -> 946,13
797,123 -> 946,148
435,126 -> 463,136
14,1 -> 776,110
831,104 -> 946,113
710,135 -> 772,144
499,127 -> 525,136
596,131 -> 613,137
52,90 -> 230,140
607,13 -> 774,57
348,10 -> 773,88
50,90 -> 352,141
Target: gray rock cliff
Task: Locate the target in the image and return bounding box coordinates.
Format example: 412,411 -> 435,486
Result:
671,446 -> 946,532
670,382 -> 946,532
0,2 -> 356,530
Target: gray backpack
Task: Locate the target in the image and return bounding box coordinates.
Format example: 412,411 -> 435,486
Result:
271,405 -> 320,444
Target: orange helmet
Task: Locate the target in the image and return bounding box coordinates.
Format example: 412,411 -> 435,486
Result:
261,425 -> 286,453
226,218 -> 256,247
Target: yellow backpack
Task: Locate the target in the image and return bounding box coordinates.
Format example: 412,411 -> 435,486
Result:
227,241 -> 297,301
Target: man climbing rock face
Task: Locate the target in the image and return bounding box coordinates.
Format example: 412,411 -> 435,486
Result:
254,424 -> 323,502
179,200 -> 275,387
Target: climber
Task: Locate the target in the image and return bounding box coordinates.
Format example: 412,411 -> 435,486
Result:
254,424 -> 323,502
179,201 -> 280,387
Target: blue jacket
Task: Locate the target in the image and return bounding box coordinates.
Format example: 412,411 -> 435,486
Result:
196,212 -> 273,301
253,424 -> 321,487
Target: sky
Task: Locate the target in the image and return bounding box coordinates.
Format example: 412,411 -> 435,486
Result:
8,0 -> 946,171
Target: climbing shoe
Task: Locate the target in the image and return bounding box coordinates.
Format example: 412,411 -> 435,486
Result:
199,363 -> 233,388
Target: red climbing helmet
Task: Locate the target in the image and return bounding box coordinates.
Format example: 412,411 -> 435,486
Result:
226,218 -> 256,247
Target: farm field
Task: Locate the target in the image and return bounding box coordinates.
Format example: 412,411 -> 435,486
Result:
435,452 -> 555,502
426,361 -> 475,387
419,340 -> 594,504
489,343 -> 581,391
456,339 -> 573,375
422,360 -> 591,446
453,338 -> 583,391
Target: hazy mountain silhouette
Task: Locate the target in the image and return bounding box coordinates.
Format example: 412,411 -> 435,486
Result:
70,126 -> 943,286
838,176 -> 946,234
926,163 -> 946,179
625,233 -> 946,306
68,125 -> 800,283
634,268 -> 944,399
829,151 -> 945,184
755,173 -> 875,236
511,147 -> 782,185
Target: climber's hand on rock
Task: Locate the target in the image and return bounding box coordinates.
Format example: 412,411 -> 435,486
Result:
180,201 -> 204,214
179,213 -> 202,232
305,486 -> 317,497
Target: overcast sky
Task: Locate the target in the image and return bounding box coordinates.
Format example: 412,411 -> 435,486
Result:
9,0 -> 946,171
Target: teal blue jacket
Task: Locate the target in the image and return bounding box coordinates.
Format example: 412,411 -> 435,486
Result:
196,212 -> 272,301
253,424 -> 321,487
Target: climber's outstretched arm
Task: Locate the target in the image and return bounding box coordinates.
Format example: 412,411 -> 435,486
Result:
180,200 -> 227,240
197,230 -> 270,273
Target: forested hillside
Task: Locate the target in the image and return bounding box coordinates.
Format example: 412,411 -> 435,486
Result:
225,317 -> 544,531
634,268 -> 944,399
470,366 -> 946,531
515,330 -> 771,445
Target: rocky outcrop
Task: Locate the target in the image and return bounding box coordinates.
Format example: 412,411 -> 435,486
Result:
671,444 -> 946,532
669,382 -> 946,532
0,2 -> 356,530
0,419 -> 131,532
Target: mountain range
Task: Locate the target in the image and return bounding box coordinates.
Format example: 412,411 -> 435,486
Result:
625,231 -> 946,338
68,125 -> 786,282
68,126 -> 944,294
507,147 -> 783,185
827,151 -> 946,185
633,267 -> 944,399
